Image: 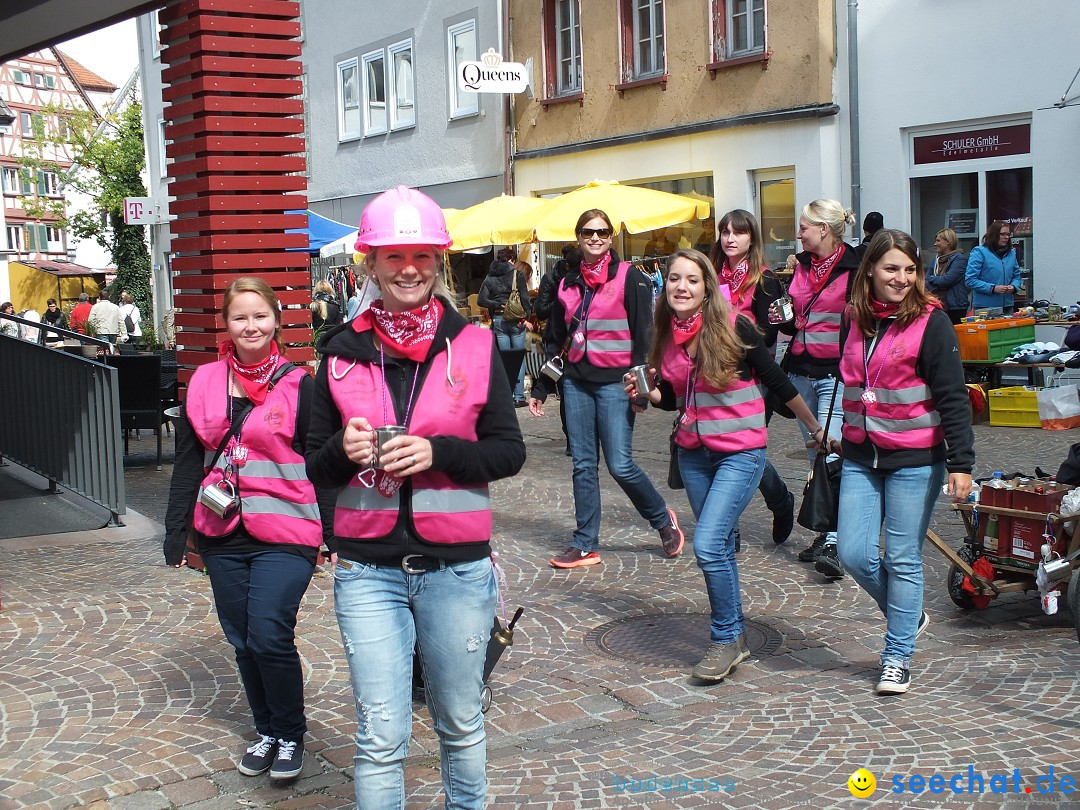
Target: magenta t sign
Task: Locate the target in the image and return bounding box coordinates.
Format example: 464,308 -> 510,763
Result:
123,197 -> 156,225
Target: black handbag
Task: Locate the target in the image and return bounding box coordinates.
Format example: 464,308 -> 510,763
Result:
796,380 -> 842,532
667,416 -> 684,490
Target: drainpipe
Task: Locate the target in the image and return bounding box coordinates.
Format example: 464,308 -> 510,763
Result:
499,0 -> 513,195
847,0 -> 860,222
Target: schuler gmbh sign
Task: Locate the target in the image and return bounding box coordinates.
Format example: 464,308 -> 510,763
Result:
913,123 -> 1031,165
458,48 -> 528,94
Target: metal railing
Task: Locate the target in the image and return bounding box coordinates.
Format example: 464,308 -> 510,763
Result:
0,312 -> 126,524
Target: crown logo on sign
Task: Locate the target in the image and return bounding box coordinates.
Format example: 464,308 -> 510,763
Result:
481,48 -> 502,67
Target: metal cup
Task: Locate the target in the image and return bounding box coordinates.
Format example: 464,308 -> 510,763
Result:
771,295 -> 794,324
1043,556 -> 1073,583
199,478 -> 239,518
372,425 -> 407,469
540,355 -> 564,382
628,364 -> 656,396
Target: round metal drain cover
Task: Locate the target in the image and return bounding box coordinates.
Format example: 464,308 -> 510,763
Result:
587,614 -> 783,667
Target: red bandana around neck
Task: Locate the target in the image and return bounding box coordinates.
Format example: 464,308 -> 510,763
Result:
720,257 -> 750,301
808,244 -> 845,293
359,297 -> 443,362
219,340 -> 282,404
672,311 -> 704,345
869,295 -> 902,321
580,251 -> 612,289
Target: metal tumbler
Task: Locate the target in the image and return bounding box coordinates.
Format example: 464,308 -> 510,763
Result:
628,364 -> 656,396
372,425 -> 407,469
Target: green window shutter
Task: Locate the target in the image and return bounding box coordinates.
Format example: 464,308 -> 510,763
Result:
20,169 -> 32,194
36,170 -> 46,195
38,224 -> 48,248
26,225 -> 36,251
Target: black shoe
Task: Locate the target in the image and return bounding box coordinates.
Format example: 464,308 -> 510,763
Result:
797,533 -> 827,562
916,610 -> 930,639
734,526 -> 741,553
270,739 -> 304,780
238,733 -> 277,776
876,664 -> 911,695
772,491 -> 795,544
814,544 -> 845,578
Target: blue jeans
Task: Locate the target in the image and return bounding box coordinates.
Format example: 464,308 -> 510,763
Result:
491,316 -> 527,401
757,457 -> 789,511
835,459 -> 945,668
679,446 -> 765,643
788,373 -> 845,545
333,558 -> 497,810
203,550 -> 315,742
562,377 -> 669,552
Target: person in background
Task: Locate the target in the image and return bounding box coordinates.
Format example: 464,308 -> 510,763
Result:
0,302 -> 18,338
853,211 -> 884,260
774,198 -> 860,579
709,209 -> 796,548
119,290 -> 142,343
965,220 -> 1022,315
41,298 -> 68,347
162,308 -> 177,348
628,249 -> 823,683
530,208 -> 684,569
305,185 -> 525,809
310,279 -> 343,331
345,274 -> 379,322
164,276 -> 329,781
69,293 -> 92,335
924,228 -> 969,324
835,229 -> 973,695
19,307 -> 41,343
89,289 -> 122,343
478,249 -> 533,406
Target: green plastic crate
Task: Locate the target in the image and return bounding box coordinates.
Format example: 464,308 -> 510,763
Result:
954,318 -> 1036,362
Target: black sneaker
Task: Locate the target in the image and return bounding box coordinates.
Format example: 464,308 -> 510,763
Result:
658,508 -> 685,558
772,491 -> 795,544
814,544 -> 845,578
876,664 -> 911,695
797,533 -> 827,562
733,525 -> 741,553
270,738 -> 304,780
237,733 -> 277,776
916,610 -> 930,639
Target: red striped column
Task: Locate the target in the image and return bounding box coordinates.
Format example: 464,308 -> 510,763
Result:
159,0 -> 312,381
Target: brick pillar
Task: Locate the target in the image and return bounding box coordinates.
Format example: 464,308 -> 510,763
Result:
159,0 -> 312,382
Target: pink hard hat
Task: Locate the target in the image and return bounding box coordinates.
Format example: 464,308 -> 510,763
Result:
355,185 -> 452,252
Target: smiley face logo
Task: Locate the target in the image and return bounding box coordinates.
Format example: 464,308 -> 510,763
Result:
847,768 -> 876,798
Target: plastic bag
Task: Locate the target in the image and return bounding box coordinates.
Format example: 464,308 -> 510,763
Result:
1036,385 -> 1080,430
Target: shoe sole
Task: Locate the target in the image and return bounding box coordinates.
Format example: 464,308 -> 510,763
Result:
916,612 -> 930,639
662,508 -> 685,558
692,649 -> 750,682
876,681 -> 910,695
270,765 -> 303,780
550,556 -> 602,569
815,561 -> 845,578
238,762 -> 273,777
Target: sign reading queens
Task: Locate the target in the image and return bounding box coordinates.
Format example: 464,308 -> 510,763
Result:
458,48 -> 529,94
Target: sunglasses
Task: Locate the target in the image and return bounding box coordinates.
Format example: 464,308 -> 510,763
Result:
579,227 -> 613,239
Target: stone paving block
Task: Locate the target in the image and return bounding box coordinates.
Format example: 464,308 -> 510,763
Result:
109,790 -> 172,810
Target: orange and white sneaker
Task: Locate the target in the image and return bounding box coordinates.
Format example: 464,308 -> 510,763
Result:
659,508 -> 685,557
550,548 -> 602,568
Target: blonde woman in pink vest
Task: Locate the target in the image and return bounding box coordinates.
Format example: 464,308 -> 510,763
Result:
628,249 -> 823,682
773,199 -> 860,578
305,187 -> 525,809
835,229 -> 973,695
164,277 -> 329,781
529,208 -> 685,569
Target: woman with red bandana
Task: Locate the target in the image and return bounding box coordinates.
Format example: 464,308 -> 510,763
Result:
164,276 -> 330,781
529,208 -> 685,569
305,186 -> 525,809
774,198 -> 860,579
834,229 -> 973,694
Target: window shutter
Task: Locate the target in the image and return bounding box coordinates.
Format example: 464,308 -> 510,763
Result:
37,170 -> 46,195
20,169 -> 32,194
38,224 -> 49,248
26,225 -> 36,251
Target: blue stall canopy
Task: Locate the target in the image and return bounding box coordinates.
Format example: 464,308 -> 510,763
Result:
286,209 -> 356,254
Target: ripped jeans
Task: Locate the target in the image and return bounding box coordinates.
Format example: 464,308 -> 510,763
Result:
333,557 -> 497,810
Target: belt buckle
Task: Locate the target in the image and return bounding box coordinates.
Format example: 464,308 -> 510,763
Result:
401,554 -> 428,574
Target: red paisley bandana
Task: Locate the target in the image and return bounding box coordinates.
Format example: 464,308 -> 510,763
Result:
357,297 -> 443,361
218,339 -> 282,404
672,311 -> 704,345
720,257 -> 749,295
808,244 -> 845,293
580,252 -> 612,289
869,294 -> 902,321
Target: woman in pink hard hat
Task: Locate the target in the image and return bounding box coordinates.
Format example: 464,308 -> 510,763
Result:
305,186 -> 525,809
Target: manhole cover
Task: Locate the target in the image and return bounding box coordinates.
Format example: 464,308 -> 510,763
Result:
586,613 -> 784,667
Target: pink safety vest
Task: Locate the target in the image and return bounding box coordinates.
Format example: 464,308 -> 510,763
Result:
660,314 -> 769,453
558,260 -> 633,368
839,307 -> 943,450
788,264 -> 849,360
328,327 -> 494,544
186,359 -> 323,547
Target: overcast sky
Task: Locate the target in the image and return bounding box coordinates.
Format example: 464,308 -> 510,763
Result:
55,17 -> 140,88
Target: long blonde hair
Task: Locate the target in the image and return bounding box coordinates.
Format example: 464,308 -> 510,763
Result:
222,276 -> 284,350
649,249 -> 753,391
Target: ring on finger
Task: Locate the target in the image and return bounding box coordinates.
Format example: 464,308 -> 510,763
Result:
409,455 -> 417,466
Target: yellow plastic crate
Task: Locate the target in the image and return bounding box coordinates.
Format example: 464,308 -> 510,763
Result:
988,386 -> 1041,428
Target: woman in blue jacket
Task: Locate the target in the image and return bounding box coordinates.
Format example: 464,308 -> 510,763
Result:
964,221 -> 1022,314
925,228 -> 969,324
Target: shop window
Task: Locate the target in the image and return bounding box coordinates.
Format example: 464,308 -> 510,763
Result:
388,40 -> 415,130
337,57 -> 361,140
361,50 -> 387,136
755,169 -> 796,271
542,0 -> 582,99
618,0 -> 666,84
911,173 -> 979,255
620,175 -> 715,261
448,19 -> 479,118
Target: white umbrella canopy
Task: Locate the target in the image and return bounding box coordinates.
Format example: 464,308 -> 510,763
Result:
319,229 -> 359,258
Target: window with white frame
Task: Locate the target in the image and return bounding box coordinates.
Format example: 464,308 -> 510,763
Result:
711,0 -> 766,62
542,0 -> 582,98
619,0 -> 665,81
33,73 -> 55,89
361,49 -> 387,136
2,167 -> 20,194
6,225 -> 23,251
447,20 -> 479,118
19,112 -> 31,135
12,69 -> 31,85
388,39 -> 415,130
46,225 -> 63,245
337,57 -> 361,140
40,170 -> 60,196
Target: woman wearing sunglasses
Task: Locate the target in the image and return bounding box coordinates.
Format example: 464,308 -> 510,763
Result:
530,209 -> 684,568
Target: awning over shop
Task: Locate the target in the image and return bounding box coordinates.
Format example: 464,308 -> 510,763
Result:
286,209 -> 357,254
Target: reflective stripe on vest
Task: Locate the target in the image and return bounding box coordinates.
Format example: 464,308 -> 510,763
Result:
839,307 -> 944,451
328,327 -> 494,544
789,268 -> 847,359
559,261 -> 634,368
186,359 -> 323,547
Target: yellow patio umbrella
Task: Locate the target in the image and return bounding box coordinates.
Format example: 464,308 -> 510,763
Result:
522,180 -> 711,242
444,195 -> 551,251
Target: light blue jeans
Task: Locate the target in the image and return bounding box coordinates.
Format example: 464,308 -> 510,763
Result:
788,373 -> 844,545
333,557 -> 497,810
835,459 -> 945,669
678,446 -> 765,643
562,377 -> 669,552
491,315 -> 527,401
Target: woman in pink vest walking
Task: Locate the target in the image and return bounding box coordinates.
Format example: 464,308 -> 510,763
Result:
305,187 -> 525,809
164,277 -> 329,781
835,229 -> 973,694
628,249 -> 823,682
529,208 -> 685,568
774,199 -> 860,578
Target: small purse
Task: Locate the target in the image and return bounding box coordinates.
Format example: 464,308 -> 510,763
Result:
667,416 -> 684,490
796,380 -> 842,532
502,270 -> 527,321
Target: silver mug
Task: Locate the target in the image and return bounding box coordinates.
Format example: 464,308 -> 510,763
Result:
372,425 -> 408,469
199,478 -> 239,518
540,355 -> 564,382
628,364 -> 656,396
771,294 -> 795,324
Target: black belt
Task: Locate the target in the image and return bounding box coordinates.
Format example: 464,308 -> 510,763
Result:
397,554 -> 442,574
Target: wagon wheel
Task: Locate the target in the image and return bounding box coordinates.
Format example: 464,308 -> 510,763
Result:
1069,567 -> 1080,645
947,545 -> 978,609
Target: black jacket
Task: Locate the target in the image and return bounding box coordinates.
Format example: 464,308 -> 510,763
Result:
312,293 -> 342,330
477,261 -> 532,320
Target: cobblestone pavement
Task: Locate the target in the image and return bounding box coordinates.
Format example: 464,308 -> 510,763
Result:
2,413 -> 1080,809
